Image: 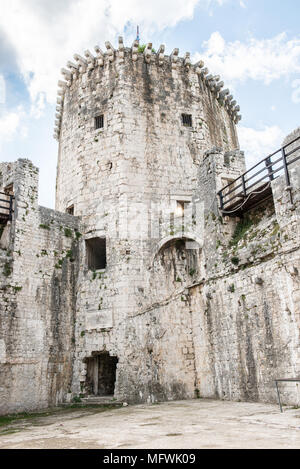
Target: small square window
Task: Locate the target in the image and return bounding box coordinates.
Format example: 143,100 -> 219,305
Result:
66,205 -> 74,215
182,114 -> 192,127
95,115 -> 104,129
86,237 -> 107,270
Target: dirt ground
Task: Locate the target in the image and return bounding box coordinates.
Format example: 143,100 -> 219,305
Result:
0,399 -> 299,449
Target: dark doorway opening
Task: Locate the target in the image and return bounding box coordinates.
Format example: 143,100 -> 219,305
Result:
85,352 -> 118,396
85,237 -> 107,270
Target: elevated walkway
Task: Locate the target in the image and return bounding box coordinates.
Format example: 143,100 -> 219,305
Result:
218,135 -> 300,217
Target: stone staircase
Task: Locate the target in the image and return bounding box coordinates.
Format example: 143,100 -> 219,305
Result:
80,395 -> 124,406
60,395 -> 125,408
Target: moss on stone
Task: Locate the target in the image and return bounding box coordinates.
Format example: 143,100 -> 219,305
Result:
271,222 -> 280,237
229,216 -> 253,247
3,262 -> 12,277
138,44 -> 156,53
231,256 -> 240,265
64,228 -> 73,238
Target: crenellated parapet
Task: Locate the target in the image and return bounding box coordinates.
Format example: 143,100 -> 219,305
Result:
53,37 -> 242,140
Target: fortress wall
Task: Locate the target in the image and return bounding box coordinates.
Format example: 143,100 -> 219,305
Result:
188,158 -> 300,405
0,160 -> 81,414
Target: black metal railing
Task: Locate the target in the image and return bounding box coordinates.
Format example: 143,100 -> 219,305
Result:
0,192 -> 14,222
218,135 -> 300,215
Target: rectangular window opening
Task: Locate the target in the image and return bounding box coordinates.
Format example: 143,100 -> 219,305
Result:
66,205 -> 74,215
86,237 -> 107,270
176,201 -> 185,217
95,114 -> 104,130
182,114 -> 192,127
4,184 -> 14,196
176,200 -> 190,217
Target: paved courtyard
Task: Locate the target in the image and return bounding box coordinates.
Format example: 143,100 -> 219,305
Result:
0,399 -> 299,449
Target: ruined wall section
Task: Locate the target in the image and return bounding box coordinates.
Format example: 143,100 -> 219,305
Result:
197,147 -> 246,273
190,154 -> 300,405
0,160 -> 81,414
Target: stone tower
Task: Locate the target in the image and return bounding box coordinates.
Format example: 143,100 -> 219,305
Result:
53,38 -> 244,403
54,38 -> 242,403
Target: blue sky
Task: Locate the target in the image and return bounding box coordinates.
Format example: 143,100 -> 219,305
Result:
0,0 -> 299,208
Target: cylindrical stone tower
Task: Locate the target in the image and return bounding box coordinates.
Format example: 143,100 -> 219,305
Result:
54,38 -> 242,403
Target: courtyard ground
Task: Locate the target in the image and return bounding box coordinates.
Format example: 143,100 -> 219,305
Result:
0,399 -> 299,449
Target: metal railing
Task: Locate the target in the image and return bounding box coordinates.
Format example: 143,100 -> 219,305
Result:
218,135 -> 300,215
275,378 -> 300,413
0,192 -> 14,222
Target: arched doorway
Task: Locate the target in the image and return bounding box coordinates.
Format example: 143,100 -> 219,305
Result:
152,236 -> 203,290
142,236 -> 203,400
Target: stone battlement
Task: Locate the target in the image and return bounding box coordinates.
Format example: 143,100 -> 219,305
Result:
54,37 -> 241,140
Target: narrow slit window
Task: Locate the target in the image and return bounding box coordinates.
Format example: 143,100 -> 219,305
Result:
86,237 -> 107,270
176,201 -> 185,217
95,115 -> 104,130
182,114 -> 192,127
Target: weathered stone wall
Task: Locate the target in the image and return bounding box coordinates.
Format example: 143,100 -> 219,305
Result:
189,145 -> 300,405
0,160 -> 81,414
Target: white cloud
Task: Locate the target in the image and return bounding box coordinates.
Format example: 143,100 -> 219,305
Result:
0,0 -> 243,109
292,79 -> 300,104
0,106 -> 27,144
30,93 -> 46,119
0,75 -> 5,104
238,125 -> 285,168
194,31 -> 300,87
0,0 -> 201,107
